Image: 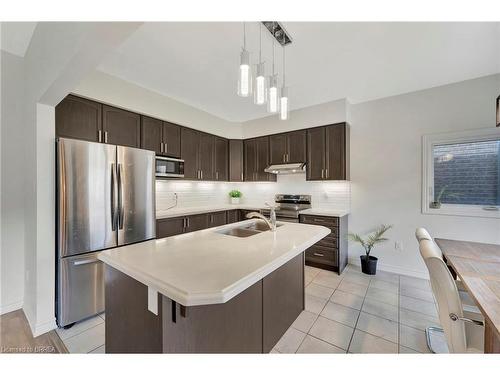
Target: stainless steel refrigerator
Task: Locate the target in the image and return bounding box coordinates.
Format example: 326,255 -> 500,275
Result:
56,138 -> 156,327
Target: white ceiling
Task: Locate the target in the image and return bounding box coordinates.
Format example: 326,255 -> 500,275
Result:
98,22 -> 500,123
0,22 -> 37,57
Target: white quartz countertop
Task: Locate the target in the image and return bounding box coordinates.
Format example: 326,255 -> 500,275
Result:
98,219 -> 330,306
299,208 -> 349,218
156,204 -> 265,219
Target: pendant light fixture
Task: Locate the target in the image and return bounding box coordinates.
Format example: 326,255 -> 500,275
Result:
237,22 -> 252,97
267,31 -> 280,114
254,23 -> 267,105
279,34 -> 289,120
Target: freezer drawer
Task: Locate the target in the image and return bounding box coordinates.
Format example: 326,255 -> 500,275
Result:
58,252 -> 104,327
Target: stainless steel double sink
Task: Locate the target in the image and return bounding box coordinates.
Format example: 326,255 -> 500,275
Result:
216,220 -> 283,238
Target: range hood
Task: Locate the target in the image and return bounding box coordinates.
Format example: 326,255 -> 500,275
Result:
264,163 -> 305,175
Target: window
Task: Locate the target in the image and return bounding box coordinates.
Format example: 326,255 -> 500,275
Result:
422,128 -> 500,218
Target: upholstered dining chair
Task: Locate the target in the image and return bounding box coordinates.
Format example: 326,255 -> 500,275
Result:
414,227 -> 477,305
419,240 -> 484,353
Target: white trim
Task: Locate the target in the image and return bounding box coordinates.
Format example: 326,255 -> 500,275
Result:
421,127 -> 500,219
348,256 -> 429,280
147,287 -> 158,315
0,300 -> 24,315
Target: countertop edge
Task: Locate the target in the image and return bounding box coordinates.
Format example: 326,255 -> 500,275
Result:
98,225 -> 331,307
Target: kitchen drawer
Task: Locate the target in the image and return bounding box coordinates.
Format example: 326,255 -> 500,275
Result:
317,235 -> 338,249
300,215 -> 338,227
305,246 -> 337,266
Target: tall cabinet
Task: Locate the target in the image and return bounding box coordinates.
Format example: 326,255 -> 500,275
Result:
181,128 -> 215,180
244,136 -> 276,182
306,123 -> 349,181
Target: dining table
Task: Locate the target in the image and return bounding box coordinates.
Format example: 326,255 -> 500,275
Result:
435,238 -> 500,353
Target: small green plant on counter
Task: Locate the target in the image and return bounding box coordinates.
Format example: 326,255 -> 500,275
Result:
229,190 -> 242,198
347,224 -> 393,257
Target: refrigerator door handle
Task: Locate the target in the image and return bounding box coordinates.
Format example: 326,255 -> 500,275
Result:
111,163 -> 118,231
117,163 -> 124,230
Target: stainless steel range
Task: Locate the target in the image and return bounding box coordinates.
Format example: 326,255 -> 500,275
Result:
260,194 -> 311,223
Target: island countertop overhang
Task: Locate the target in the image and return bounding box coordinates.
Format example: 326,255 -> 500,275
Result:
98,219 -> 330,307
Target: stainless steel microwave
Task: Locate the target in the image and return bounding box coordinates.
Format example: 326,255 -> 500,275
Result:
155,156 -> 184,178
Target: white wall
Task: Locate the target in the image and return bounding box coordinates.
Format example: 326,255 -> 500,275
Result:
0,51 -> 26,314
241,99 -> 347,138
347,74 -> 500,277
74,71 -> 243,139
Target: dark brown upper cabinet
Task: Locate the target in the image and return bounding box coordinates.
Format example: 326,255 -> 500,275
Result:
56,95 -> 102,142
306,123 -> 349,181
269,130 -> 306,164
141,116 -> 163,154
180,128 -> 215,180
244,136 -> 276,182
141,116 -> 181,158
102,105 -> 141,148
214,137 -> 228,181
162,122 -> 181,158
229,140 -> 244,182
181,128 -> 200,180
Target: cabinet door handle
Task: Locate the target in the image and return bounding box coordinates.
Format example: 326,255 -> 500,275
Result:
200,170 -> 203,180
165,142 -> 168,154
216,171 -> 219,180
104,131 -> 108,143
286,154 -> 289,162
183,218 -> 186,228
160,142 -> 164,153
98,130 -> 102,143
325,169 -> 329,179
321,169 -> 324,179
241,172 -> 244,181
313,253 -> 325,257
283,154 -> 286,163
187,217 -> 190,227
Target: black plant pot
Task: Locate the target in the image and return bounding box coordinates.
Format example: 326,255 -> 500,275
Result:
360,255 -> 378,275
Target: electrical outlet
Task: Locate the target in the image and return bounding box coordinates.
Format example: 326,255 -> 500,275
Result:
395,241 -> 403,252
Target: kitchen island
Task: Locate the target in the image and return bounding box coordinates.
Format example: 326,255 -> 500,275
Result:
98,219 -> 330,353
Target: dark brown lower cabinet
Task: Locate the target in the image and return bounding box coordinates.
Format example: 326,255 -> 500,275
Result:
300,214 -> 348,274
208,211 -> 227,228
227,210 -> 239,224
157,210 -> 253,239
104,253 -> 305,353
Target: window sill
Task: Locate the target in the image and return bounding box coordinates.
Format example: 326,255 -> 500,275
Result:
422,204 -> 500,219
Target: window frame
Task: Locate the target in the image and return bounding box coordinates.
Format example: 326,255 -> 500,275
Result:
422,127 -> 500,219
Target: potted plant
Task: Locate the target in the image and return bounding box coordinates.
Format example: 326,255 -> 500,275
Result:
430,185 -> 460,209
348,224 -> 392,275
229,190 -> 242,204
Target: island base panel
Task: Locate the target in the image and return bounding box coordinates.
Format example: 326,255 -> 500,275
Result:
163,282 -> 263,353
104,253 -> 305,353
105,265 -> 163,353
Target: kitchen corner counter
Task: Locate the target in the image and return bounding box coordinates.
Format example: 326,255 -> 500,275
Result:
299,208 -> 350,217
98,219 -> 330,307
156,204 -> 265,219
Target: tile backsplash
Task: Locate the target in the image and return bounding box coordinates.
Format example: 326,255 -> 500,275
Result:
156,174 -> 351,214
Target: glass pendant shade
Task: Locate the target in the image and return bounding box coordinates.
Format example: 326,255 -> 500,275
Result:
237,49 -> 252,97
279,86 -> 289,120
254,63 -> 267,105
267,74 -> 280,113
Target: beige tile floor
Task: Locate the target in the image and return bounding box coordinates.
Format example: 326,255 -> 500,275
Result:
272,264 -> 440,354
56,265 -> 440,354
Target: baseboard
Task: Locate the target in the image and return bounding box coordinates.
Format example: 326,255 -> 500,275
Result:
23,308 -> 57,338
347,256 -> 429,280
0,300 -> 24,315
